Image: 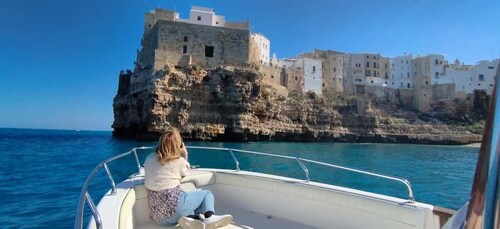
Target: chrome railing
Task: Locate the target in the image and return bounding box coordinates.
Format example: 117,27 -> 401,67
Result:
188,146 -> 415,202
74,146 -> 153,229
75,145 -> 416,229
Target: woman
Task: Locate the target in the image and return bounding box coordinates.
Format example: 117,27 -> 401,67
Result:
144,127 -> 233,229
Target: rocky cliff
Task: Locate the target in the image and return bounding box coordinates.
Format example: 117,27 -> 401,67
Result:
112,65 -> 484,144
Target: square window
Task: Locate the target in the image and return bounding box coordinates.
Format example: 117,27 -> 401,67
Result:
182,45 -> 188,54
197,16 -> 201,21
205,46 -> 214,57
184,36 -> 188,42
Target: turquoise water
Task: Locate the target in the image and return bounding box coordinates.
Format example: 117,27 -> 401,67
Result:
0,128 -> 478,228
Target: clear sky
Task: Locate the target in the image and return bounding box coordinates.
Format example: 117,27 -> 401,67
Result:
1,0 -> 499,131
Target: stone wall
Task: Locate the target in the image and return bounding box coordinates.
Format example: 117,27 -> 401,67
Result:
148,20 -> 251,70
284,67 -> 304,93
432,83 -> 455,101
259,64 -> 282,86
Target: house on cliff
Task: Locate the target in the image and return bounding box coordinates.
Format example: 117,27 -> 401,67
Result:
135,7 -> 252,71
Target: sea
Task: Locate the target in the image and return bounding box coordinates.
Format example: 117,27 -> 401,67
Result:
0,128 -> 479,229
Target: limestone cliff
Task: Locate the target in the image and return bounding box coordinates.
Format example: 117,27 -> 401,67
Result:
112,65 -> 484,144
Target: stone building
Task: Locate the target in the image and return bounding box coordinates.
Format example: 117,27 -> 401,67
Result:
251,33 -> 271,65
344,53 -> 390,95
135,7 -> 252,72
281,58 -> 305,93
412,54 -> 446,112
299,49 -> 346,94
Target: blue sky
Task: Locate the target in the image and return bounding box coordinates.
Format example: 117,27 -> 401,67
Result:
0,0 -> 499,130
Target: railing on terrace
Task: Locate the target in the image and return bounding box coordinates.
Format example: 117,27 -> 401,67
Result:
75,146 -> 415,229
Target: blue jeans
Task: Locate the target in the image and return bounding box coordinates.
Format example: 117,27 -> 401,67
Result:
158,190 -> 215,226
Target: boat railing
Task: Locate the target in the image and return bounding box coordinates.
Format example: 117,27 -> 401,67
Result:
75,146 -> 415,229
188,146 -> 415,203
74,146 -> 152,229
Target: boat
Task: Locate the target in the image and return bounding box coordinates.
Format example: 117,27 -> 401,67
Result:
75,146 -> 456,229
75,64 -> 500,229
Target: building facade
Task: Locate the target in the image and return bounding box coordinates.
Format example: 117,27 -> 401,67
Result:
389,54 -> 414,89
136,7 -> 252,71
251,33 -> 271,65
344,53 -> 389,95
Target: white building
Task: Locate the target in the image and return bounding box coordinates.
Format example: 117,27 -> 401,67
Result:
281,57 -> 322,95
251,33 -> 271,65
188,6 -> 225,27
430,58 -> 498,97
389,54 -> 414,89
473,59 -> 499,95
303,58 -> 323,95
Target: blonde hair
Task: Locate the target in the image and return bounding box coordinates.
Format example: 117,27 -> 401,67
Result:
155,127 -> 183,165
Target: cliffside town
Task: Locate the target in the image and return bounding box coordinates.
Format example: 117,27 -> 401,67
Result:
112,6 -> 495,144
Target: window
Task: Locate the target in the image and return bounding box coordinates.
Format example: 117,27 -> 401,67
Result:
488,66 -> 494,69
365,70 -> 371,76
373,62 -> 377,68
216,21 -> 219,25
184,36 -> 188,42
313,66 -> 316,72
334,67 -> 336,72
322,83 -> 325,87
407,83 -> 411,88
435,72 -> 439,78
435,59 -> 438,65
407,72 -> 410,78
182,45 -> 188,54
371,80 -> 374,83
295,77 -> 298,81
205,46 -> 214,57
479,74 -> 485,81
271,75 -> 274,79
366,62 -> 370,68
425,81 -> 429,85
197,16 -> 201,21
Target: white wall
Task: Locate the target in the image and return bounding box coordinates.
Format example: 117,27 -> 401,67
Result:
389,55 -> 413,89
189,6 -> 225,27
473,59 -> 499,95
434,59 -> 498,96
252,33 -> 271,65
303,58 -> 322,95
428,54 -> 446,85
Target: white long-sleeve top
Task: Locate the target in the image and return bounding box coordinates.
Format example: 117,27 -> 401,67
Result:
144,153 -> 190,191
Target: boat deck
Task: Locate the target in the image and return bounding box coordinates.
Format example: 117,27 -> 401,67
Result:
138,206 -> 315,229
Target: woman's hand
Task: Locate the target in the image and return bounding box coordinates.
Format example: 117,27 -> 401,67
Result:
180,142 -> 188,161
